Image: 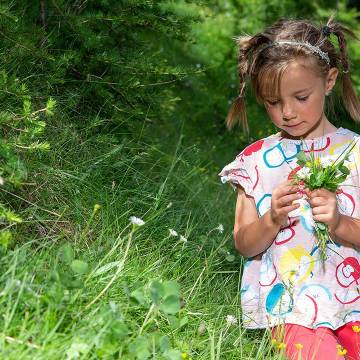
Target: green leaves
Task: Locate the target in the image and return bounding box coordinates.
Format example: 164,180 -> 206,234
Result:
339,165 -> 350,175
131,279 -> 182,315
70,260 -> 89,275
150,280 -> 181,314
57,243 -> 89,288
296,150 -> 307,166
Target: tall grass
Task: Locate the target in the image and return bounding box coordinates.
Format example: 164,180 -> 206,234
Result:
0,115 -> 285,359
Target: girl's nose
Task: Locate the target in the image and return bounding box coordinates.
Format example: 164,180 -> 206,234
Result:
282,103 -> 296,120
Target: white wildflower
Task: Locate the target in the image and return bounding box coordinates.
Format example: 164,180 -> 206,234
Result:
0,176 -> 3,186
169,228 -> 178,237
226,314 -> 237,326
320,157 -> 334,167
129,216 -> 145,226
216,224 -> 224,233
180,235 -> 188,243
166,202 -> 173,209
296,167 -> 311,179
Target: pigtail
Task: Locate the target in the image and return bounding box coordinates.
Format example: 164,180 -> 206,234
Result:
327,17 -> 360,121
226,34 -> 270,132
225,36 -> 252,133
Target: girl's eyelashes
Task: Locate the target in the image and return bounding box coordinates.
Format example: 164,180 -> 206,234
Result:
265,96 -> 309,106
265,100 -> 279,106
297,96 -> 309,102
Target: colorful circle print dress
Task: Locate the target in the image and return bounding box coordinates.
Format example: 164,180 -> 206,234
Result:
219,127 -> 360,330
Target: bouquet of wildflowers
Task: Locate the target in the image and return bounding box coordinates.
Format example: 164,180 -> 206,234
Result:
290,139 -> 357,263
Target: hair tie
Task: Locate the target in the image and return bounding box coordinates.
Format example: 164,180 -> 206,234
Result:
322,25 -> 331,37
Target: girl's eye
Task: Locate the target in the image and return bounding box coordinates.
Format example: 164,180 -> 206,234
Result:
297,96 -> 308,102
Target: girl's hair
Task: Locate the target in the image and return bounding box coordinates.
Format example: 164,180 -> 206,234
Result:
226,15 -> 360,132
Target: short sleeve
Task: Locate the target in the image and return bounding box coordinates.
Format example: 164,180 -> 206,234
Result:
219,145 -> 262,197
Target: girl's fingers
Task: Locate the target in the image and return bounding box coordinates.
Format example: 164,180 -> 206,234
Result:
276,184 -> 299,199
278,192 -> 303,207
282,203 -> 300,214
311,205 -> 329,216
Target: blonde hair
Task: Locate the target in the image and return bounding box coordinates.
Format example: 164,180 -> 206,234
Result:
226,16 -> 360,133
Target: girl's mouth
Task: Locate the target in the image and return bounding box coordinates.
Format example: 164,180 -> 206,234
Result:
285,122 -> 303,128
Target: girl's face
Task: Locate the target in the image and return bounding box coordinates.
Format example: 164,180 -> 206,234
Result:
262,60 -> 339,140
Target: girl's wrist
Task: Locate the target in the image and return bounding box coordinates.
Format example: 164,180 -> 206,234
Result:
328,213 -> 343,235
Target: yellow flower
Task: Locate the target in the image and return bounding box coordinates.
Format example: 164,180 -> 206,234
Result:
337,347 -> 347,356
277,342 -> 287,349
93,204 -> 102,212
313,158 -> 321,167
181,353 -> 188,359
295,343 -> 303,350
352,325 -> 360,333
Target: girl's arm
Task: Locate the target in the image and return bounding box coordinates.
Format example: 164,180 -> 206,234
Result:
330,214 -> 360,248
234,181 -> 301,257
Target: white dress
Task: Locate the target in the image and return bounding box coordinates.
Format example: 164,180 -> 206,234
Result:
219,127 -> 360,329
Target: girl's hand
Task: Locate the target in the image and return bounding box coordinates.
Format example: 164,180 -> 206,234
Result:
305,188 -> 341,232
270,180 -> 302,227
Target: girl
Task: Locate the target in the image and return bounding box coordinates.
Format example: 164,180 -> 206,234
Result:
219,16 -> 360,360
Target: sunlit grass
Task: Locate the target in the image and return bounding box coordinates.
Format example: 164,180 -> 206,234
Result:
0,117 -> 284,359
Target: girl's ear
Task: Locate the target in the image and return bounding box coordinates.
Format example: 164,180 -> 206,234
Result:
325,67 -> 339,94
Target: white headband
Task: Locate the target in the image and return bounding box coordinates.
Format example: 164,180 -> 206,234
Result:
263,40 -> 330,65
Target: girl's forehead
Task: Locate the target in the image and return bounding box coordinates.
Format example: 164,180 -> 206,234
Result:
259,60 -> 323,99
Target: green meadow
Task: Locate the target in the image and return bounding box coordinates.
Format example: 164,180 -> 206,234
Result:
1,1 -> 360,359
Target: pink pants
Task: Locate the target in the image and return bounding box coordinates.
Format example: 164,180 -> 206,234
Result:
271,321 -> 360,360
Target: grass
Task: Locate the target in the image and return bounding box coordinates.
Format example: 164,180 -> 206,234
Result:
0,115 -> 286,359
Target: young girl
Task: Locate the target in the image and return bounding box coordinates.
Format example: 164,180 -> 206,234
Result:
219,16 -> 360,360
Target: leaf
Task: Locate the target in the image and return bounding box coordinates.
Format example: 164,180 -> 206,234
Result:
70,260 -> 89,274
60,243 -> 74,264
68,279 -> 84,289
339,165 -> 350,175
159,295 -> 180,314
296,151 -> 307,165
0,231 -> 12,249
130,288 -> 150,307
179,316 -> 189,328
159,336 -> 171,352
111,321 -> 130,340
316,222 -> 326,231
163,280 -> 180,298
128,336 -> 151,360
163,349 -> 182,360
93,261 -> 120,277
150,280 -> 164,305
